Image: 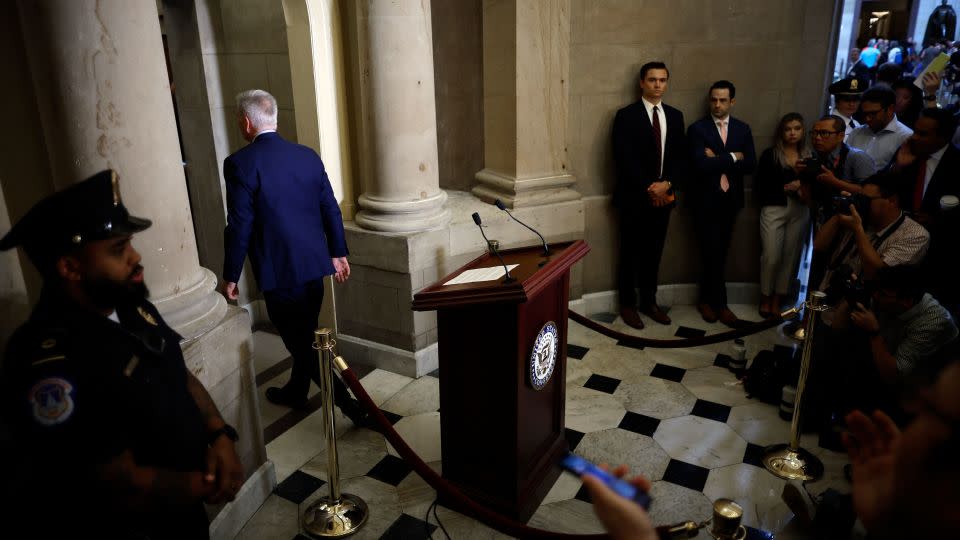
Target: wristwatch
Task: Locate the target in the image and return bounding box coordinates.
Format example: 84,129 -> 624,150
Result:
208,423 -> 239,445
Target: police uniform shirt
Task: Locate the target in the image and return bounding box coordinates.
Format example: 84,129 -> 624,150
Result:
1,290 -> 210,537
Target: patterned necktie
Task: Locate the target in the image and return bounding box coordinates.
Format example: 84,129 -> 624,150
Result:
913,159 -> 927,212
718,120 -> 730,192
652,106 -> 662,179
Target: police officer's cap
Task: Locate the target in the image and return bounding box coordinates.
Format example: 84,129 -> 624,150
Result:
829,77 -> 867,98
0,169 -> 151,266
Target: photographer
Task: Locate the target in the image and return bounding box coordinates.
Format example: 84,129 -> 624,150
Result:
815,175 -> 929,293
849,265 -> 957,387
798,115 -> 876,222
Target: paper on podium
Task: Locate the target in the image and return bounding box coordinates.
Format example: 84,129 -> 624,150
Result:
915,53 -> 951,89
444,264 -> 519,286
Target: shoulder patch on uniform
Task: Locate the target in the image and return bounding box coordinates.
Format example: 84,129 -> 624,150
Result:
29,378 -> 75,426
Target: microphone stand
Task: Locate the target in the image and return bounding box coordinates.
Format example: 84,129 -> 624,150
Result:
472,212 -> 515,283
493,199 -> 550,266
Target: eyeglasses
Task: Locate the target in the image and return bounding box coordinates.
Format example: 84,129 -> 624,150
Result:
810,129 -> 841,138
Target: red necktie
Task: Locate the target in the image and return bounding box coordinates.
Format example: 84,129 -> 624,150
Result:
913,160 -> 927,212
718,120 -> 730,192
652,106 -> 662,179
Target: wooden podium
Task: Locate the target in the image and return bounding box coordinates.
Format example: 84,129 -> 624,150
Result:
412,240 -> 589,520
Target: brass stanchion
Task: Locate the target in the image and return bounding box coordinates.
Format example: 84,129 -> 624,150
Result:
762,291 -> 827,481
302,328 -> 369,538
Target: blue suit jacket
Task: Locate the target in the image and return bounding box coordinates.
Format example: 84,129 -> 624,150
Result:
686,116 -> 756,210
222,132 -> 348,292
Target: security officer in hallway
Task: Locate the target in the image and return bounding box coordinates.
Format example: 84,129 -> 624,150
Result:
0,170 -> 243,538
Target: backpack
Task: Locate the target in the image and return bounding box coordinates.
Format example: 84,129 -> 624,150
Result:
742,349 -> 798,405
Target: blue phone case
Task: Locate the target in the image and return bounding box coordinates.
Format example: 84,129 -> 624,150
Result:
560,454 -> 652,509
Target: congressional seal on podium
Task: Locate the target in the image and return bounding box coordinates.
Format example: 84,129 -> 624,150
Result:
529,321 -> 559,390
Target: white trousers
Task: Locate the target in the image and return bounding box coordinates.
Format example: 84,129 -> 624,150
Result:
759,198 -> 809,296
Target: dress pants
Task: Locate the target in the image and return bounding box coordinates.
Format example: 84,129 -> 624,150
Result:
693,201 -> 738,308
618,204 -> 672,308
263,279 -> 356,411
759,198 -> 809,296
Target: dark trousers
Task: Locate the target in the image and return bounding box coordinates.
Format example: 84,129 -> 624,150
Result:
693,202 -> 739,307
263,280 -> 356,410
618,205 -> 672,308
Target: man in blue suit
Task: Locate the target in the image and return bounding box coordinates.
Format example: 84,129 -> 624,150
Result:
222,89 -> 366,424
687,81 -> 756,327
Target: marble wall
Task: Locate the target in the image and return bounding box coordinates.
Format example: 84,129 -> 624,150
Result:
162,0 -> 298,307
567,0 -> 838,293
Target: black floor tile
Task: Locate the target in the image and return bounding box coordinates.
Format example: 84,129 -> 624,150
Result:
662,459 -> 710,492
618,411 -> 660,437
742,442 -> 766,468
274,470 -> 325,504
714,353 -> 732,368
567,344 -> 590,359
425,368 -> 440,378
650,363 -> 686,383
616,339 -> 644,350
381,512 -> 437,540
675,326 -> 707,338
574,483 -> 593,503
690,399 -> 731,423
367,454 -> 413,487
381,410 -> 404,425
583,373 -> 621,394
590,312 -> 618,323
565,427 -> 585,451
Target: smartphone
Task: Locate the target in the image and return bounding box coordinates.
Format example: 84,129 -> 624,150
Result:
560,453 -> 652,509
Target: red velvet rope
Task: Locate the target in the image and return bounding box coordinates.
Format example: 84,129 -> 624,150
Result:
567,309 -> 792,349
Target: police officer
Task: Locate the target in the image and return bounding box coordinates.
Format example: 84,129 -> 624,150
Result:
829,77 -> 867,137
0,170 -> 243,538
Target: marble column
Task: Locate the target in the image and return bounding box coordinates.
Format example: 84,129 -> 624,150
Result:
17,0 -> 226,340
473,0 -> 580,208
353,0 -> 449,232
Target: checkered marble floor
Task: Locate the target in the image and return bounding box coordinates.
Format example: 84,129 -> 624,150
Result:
237,305 -> 853,539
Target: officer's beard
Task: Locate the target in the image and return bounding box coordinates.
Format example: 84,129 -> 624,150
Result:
83,265 -> 150,311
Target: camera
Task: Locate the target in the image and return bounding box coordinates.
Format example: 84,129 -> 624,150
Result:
832,193 -> 869,216
798,156 -> 823,182
826,264 -> 872,308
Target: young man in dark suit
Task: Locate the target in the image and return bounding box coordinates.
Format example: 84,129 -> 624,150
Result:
221,89 -> 367,425
687,81 -> 756,327
612,62 -> 687,330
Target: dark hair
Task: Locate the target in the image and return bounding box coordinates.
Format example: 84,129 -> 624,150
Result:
709,80 -> 736,99
864,172 -> 900,200
873,265 -> 925,303
772,112 -> 810,167
877,62 -> 902,85
861,84 -> 897,108
639,62 -> 669,80
819,114 -> 847,134
919,107 -> 959,140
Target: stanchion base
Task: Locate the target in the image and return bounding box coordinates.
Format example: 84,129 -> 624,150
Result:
762,445 -> 824,481
302,493 -> 369,538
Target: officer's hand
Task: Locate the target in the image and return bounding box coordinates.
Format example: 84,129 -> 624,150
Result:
221,281 -> 240,301
333,257 -> 351,284
204,436 -> 245,504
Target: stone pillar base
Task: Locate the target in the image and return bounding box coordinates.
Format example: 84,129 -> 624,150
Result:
472,169 -> 581,208
154,267 -> 228,341
355,190 -> 451,233
337,191 -> 585,377
181,305 -> 271,534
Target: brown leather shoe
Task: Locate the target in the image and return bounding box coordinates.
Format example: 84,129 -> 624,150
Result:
698,303 -> 718,323
640,304 -> 671,325
717,306 -> 746,328
620,307 -> 645,329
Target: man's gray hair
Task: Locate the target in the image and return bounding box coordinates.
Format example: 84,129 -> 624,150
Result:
236,89 -> 278,130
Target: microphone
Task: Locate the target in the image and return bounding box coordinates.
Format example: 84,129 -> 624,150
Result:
493,199 -> 550,259
472,212 -> 514,283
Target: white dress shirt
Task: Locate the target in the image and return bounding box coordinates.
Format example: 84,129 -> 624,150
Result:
830,108 -> 860,137
712,115 -> 739,162
641,97 -> 666,178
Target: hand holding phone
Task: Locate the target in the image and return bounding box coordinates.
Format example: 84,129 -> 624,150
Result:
560,454 -> 652,509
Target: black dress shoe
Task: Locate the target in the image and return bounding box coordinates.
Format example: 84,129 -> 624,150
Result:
640,304 -> 671,325
265,386 -> 309,410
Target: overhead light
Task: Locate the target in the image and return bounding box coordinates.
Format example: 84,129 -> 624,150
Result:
872,11 -> 890,17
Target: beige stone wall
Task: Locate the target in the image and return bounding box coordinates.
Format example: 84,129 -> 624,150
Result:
162,0 -> 297,307
569,0 -> 838,293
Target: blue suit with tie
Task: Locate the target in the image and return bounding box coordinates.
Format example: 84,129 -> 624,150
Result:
223,131 -> 361,414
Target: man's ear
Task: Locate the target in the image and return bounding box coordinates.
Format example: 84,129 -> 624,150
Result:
56,254 -> 83,282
